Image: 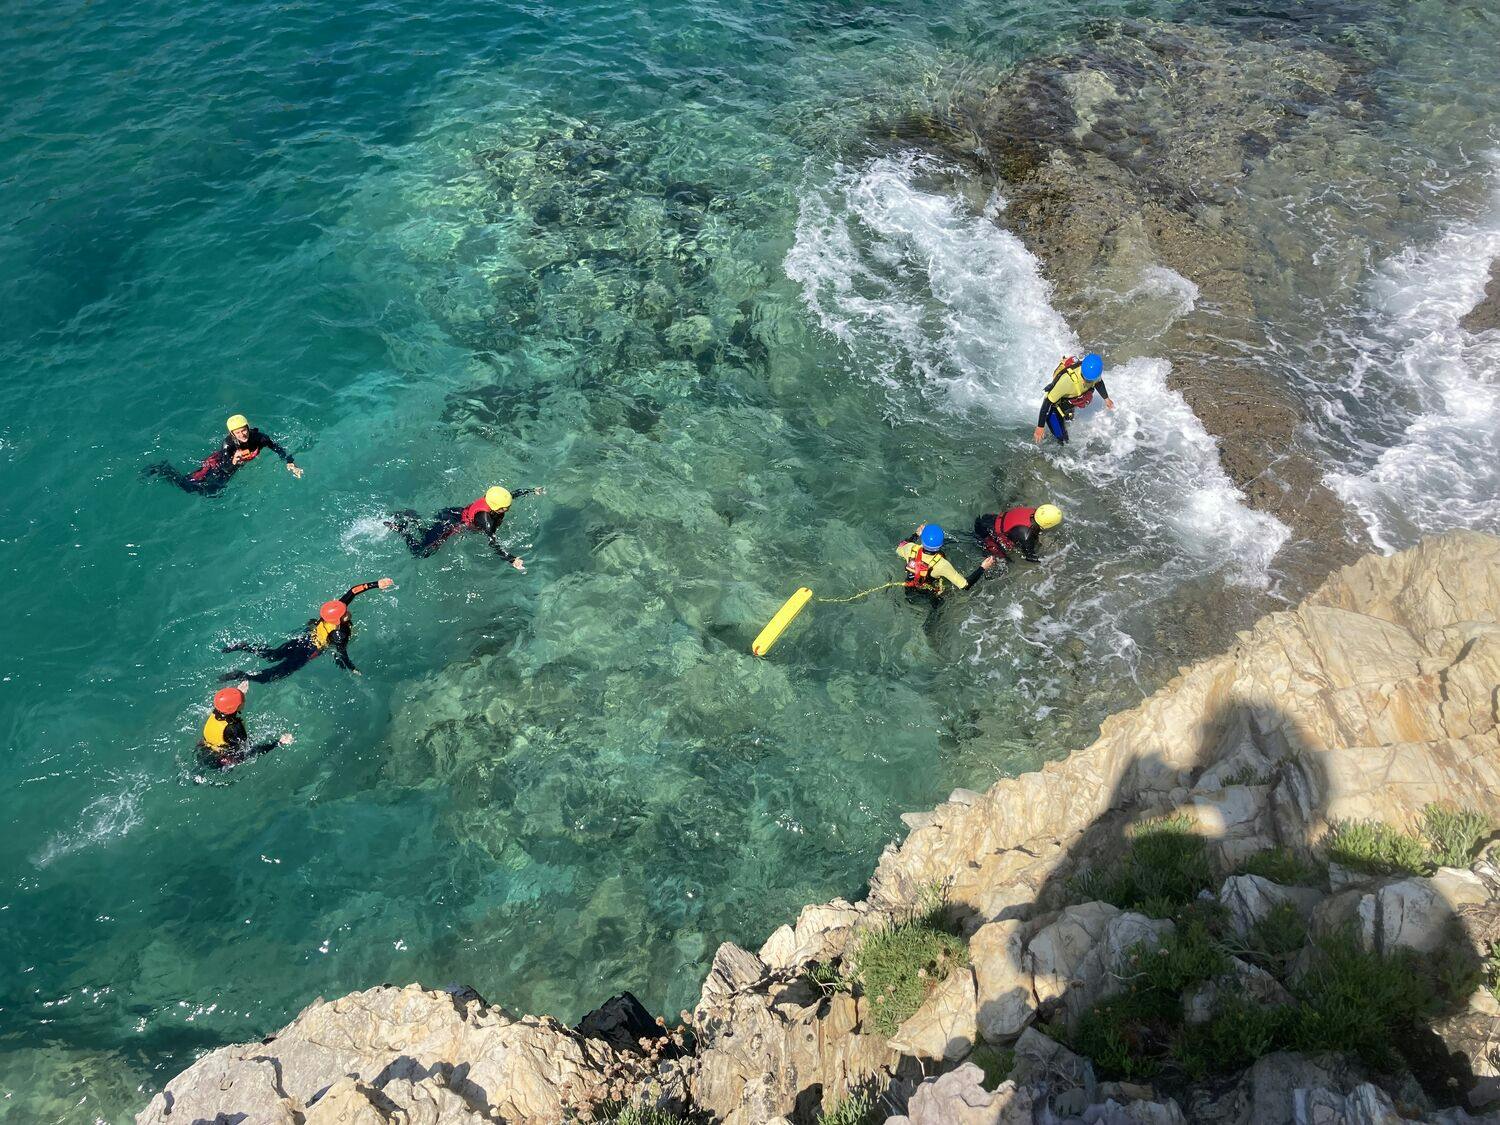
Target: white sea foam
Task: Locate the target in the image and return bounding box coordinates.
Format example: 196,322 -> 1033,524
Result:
1328,162 -> 1500,552
786,154 -> 1288,584
33,774 -> 149,867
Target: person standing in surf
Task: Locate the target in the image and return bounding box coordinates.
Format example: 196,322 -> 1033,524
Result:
147,413 -> 304,496
1033,354 -> 1114,444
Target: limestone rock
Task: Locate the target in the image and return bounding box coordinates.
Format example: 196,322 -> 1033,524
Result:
696,941 -> 766,1017
884,1063 -> 1035,1125
1355,870 -> 1489,955
889,965 -> 978,1061
1184,957 -> 1292,1025
136,984 -> 623,1125
971,919 -> 1037,1041
1080,1098 -> 1188,1123
1010,1027 -> 1095,1113
1026,905 -> 1172,1025
757,899 -> 867,972
1218,874 -> 1323,939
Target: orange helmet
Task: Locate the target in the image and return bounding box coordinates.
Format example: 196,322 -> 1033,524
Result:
319,600 -> 347,625
213,687 -> 244,715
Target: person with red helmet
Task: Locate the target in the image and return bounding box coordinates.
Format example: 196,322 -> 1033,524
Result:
219,578 -> 394,684
198,681 -> 294,771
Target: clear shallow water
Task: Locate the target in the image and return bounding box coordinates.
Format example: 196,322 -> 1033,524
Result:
1,0 -> 1498,1119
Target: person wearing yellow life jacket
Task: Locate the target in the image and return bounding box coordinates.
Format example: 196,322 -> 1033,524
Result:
896,524 -> 996,600
975,504 -> 1063,563
198,682 -> 294,771
1033,354 -> 1114,445
386,485 -> 543,569
147,413 -> 303,496
219,578 -> 394,684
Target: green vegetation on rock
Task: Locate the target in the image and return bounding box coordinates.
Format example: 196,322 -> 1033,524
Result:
1234,847 -> 1322,886
1422,804 -> 1494,868
1070,815 -> 1217,918
853,920 -> 968,1037
1324,804 -> 1492,877
817,1089 -> 881,1125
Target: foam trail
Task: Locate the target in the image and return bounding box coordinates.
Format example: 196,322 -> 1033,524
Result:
1328,162 -> 1500,552
787,154 -> 1288,583
33,773 -> 149,867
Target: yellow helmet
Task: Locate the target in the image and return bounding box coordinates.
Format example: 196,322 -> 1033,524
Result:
485,486 -> 513,511
1035,504 -> 1063,529
226,414 -> 249,433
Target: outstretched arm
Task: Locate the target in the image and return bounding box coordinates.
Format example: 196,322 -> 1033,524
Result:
339,577 -> 394,605
257,430 -> 304,477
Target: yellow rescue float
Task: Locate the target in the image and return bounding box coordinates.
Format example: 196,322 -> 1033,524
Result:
751,587 -> 813,656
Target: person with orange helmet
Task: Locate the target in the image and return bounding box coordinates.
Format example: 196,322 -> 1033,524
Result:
385,485 -> 543,569
220,578 -> 394,684
198,681 -> 294,771
147,413 -> 303,496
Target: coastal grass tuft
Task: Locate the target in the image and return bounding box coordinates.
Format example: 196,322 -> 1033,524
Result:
853,920 -> 968,1037
599,1106 -> 691,1125
817,1088 -> 881,1125
1323,819 -> 1432,877
807,960 -> 851,995
1244,901 -> 1307,972
1421,803 -> 1492,868
1070,814 -> 1216,917
1234,846 -> 1322,887
968,1044 -> 1015,1087
1067,923 -> 1450,1083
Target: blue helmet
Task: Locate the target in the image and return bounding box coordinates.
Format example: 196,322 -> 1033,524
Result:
919,525 -> 945,551
1081,353 -> 1103,382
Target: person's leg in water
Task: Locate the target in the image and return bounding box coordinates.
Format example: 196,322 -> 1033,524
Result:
386,508 -> 463,558
146,454 -> 233,496
220,638 -> 315,684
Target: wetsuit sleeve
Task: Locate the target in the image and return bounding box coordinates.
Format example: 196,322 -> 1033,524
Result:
329,630 -> 357,672
511,488 -> 538,499
252,429 -> 295,463
1012,524 -> 1041,562
474,512 -> 519,561
1093,378 -> 1110,400
225,715 -> 249,751
339,581 -> 381,605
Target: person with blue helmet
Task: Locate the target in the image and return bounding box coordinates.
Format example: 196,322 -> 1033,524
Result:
1033,352 -> 1114,445
896,522 -> 996,598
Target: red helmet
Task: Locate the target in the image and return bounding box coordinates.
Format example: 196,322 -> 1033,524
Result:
213,687 -> 244,715
319,600 -> 347,625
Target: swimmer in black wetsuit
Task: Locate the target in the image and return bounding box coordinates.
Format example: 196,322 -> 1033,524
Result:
147,413 -> 303,496
220,578 -> 394,684
198,681 -> 293,771
386,485 -> 541,569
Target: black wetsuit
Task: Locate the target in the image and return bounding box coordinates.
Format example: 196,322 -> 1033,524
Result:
148,428 -> 296,496
198,713 -> 279,771
388,489 -> 537,559
220,581 -> 382,684
975,511 -> 1041,562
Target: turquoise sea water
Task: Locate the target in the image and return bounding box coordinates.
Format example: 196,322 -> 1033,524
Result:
2,0 -> 1498,1118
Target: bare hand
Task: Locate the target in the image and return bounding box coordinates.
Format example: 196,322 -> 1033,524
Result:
981,555 -> 997,569
512,557 -> 526,572
1033,426 -> 1045,444
351,669 -> 363,676
1104,399 -> 1116,410
237,679 -> 250,694
377,577 -> 395,590
279,732 -> 296,745
288,462 -> 304,478
535,486 -> 546,495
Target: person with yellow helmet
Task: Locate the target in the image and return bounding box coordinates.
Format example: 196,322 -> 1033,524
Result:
975,504 -> 1063,563
897,523 -> 997,601
147,413 -> 302,495
220,578 -> 394,684
197,681 -> 294,772
385,485 -> 543,570
1033,353 -> 1114,445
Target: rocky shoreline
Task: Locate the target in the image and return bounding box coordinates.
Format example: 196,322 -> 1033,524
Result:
139,532 -> 1500,1124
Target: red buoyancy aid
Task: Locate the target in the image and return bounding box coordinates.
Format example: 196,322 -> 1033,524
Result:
460,496 -> 490,526
1068,389 -> 1095,409
994,507 -> 1037,548
906,549 -> 930,591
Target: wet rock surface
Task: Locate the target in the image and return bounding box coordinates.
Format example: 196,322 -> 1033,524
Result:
1461,259 -> 1500,334
891,21 -> 1375,569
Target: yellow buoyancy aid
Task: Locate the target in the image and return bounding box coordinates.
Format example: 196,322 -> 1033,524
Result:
202,714 -> 228,749
898,542 -> 967,593
311,619 -> 350,650
1046,358 -> 1092,403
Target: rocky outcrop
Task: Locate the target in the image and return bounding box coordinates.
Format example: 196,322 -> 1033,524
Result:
1462,259 -> 1500,334
138,534 -> 1500,1124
